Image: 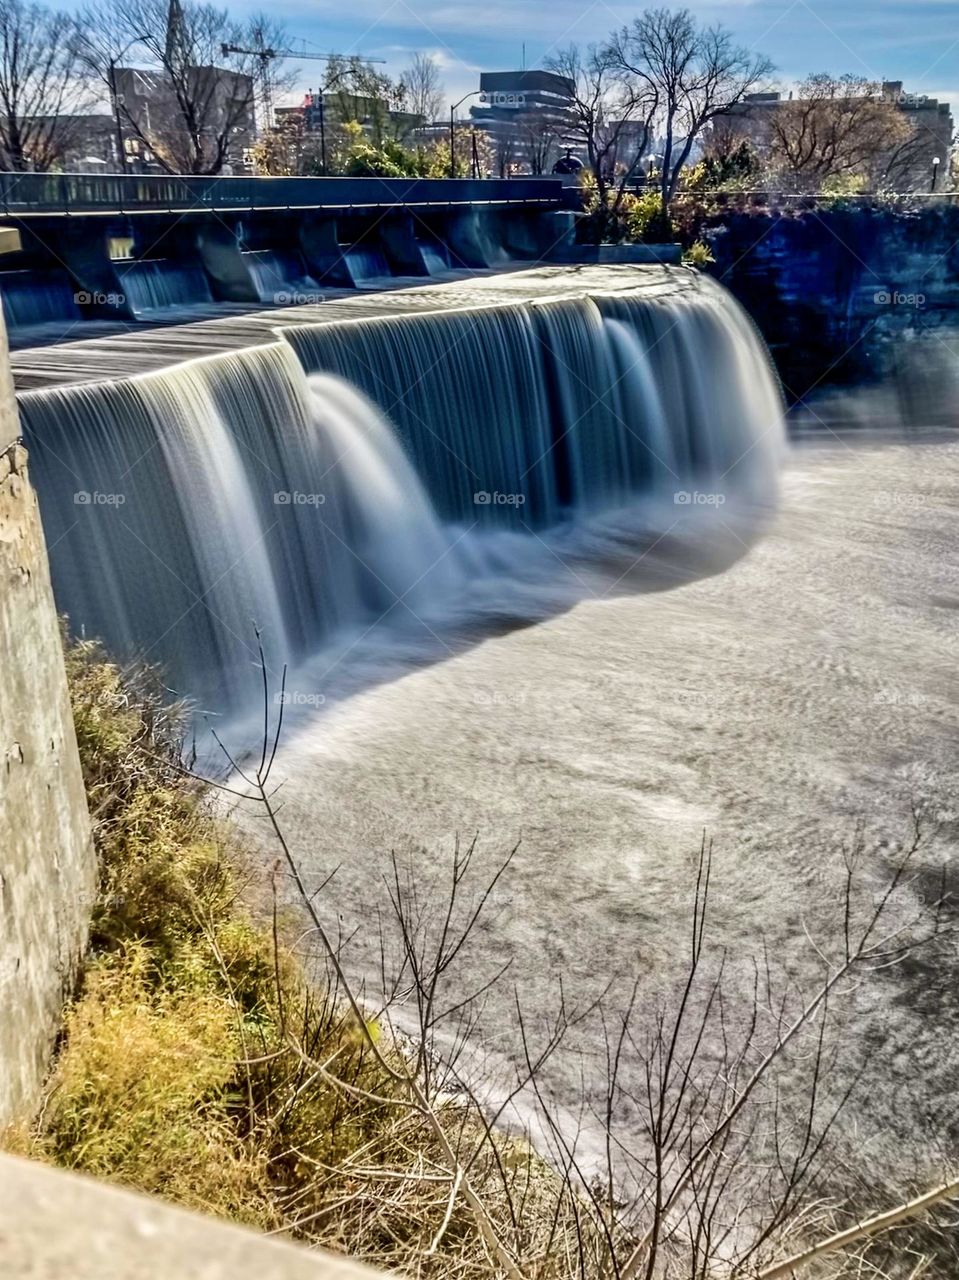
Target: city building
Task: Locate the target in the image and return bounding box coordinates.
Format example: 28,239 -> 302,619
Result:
113,64 -> 256,174
713,83 -> 954,192
469,70 -> 578,175
881,82 -> 954,192
12,114 -> 120,172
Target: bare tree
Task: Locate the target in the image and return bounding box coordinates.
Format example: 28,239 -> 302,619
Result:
399,51 -> 443,124
608,7 -> 773,213
73,0 -> 284,174
546,43 -> 656,230
0,0 -> 90,170
517,109 -> 562,175
767,74 -> 916,192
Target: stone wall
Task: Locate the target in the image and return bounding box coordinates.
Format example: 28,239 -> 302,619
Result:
0,304 -> 93,1123
701,203 -> 959,401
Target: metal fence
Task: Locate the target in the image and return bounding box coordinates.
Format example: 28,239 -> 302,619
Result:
0,172 -> 570,216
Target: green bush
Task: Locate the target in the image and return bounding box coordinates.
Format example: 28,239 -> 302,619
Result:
682,239 -> 716,268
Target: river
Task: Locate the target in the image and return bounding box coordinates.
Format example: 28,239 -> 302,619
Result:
229,428 -> 958,1205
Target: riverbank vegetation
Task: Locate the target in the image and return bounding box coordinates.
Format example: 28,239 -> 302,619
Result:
14,637 -> 584,1274
8,635 -> 959,1278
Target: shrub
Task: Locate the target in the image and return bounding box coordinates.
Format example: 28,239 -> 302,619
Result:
682,239 -> 716,268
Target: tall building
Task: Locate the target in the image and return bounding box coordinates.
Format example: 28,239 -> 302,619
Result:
112,0 -> 255,173
469,70 -> 577,175
112,64 -> 255,174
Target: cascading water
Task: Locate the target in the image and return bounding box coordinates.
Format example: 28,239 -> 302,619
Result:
420,244 -> 451,275
243,250 -> 319,304
0,269 -> 81,333
119,259 -> 213,316
279,277 -> 783,522
20,272 -> 785,717
343,247 -> 393,285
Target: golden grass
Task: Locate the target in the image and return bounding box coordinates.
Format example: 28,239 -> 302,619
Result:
9,638 -> 582,1277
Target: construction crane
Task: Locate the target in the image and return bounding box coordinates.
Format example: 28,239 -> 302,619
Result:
220,42 -> 386,135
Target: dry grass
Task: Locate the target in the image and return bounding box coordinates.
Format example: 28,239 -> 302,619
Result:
11,638 -> 588,1276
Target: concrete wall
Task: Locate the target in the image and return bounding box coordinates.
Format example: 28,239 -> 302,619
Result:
0,1154 -> 390,1279
0,302 -> 93,1123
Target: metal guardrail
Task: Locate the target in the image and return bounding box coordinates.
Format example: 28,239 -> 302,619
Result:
666,188 -> 958,204
0,172 -> 569,216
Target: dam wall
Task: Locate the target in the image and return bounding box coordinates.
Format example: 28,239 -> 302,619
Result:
0,175 -> 576,340
17,265 -> 784,718
0,306 -> 93,1124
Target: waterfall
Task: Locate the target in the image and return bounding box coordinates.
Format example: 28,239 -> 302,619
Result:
0,269 -> 81,332
421,244 -> 451,275
119,259 -> 213,316
278,277 -> 783,524
20,345 -> 460,710
20,272 -> 785,716
243,250 -> 319,304
343,247 -> 393,285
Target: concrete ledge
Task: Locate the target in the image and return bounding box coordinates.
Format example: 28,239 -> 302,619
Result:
553,243 -> 683,265
0,1154 -> 392,1279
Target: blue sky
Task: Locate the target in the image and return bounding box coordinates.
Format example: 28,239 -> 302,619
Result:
221,0 -> 958,123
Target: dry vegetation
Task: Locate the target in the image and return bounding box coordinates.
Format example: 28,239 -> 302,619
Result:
8,636 -> 959,1278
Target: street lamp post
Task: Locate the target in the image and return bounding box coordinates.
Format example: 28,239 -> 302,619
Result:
932,155 -> 941,193
108,36 -> 148,174
450,91 -> 481,179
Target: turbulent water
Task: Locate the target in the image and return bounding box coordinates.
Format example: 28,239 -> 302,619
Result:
20,272 -> 784,712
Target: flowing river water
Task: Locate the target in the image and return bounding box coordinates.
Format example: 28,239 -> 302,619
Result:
240,429 -> 959,1191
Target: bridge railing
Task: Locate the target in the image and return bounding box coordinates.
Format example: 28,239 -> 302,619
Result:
0,172 -> 570,216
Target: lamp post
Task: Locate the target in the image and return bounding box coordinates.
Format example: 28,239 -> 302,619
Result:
108,36 -> 148,174
450,91 -> 481,179
932,155 -> 941,193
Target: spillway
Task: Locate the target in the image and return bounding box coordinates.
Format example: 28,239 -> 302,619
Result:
18,266 -> 785,714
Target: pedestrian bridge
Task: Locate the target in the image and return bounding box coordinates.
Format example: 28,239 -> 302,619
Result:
0,172 -> 571,218
0,171 -> 583,343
